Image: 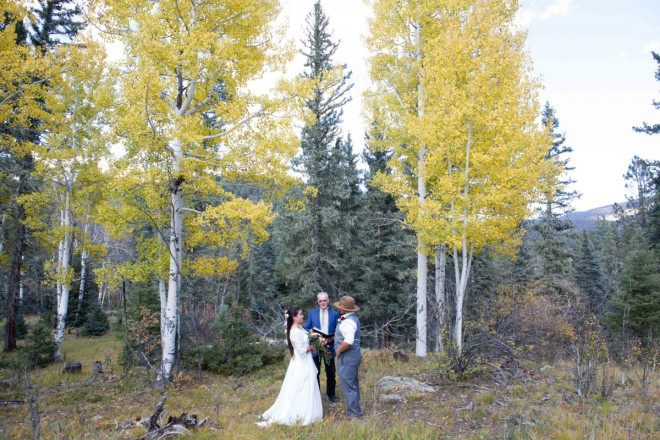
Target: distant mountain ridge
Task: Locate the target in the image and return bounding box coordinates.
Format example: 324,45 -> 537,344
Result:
563,202 -> 625,230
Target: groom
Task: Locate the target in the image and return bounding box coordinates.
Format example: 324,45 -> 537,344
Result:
334,295 -> 363,418
305,292 -> 340,403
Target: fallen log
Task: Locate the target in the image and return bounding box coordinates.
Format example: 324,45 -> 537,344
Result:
0,399 -> 25,405
124,395 -> 211,440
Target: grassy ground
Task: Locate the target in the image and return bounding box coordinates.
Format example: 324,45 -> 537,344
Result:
0,330 -> 658,439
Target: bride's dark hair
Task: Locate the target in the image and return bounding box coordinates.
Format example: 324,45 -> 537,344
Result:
286,306 -> 301,357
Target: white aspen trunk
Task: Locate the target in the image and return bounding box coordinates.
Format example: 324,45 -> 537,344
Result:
453,243 -> 473,352
0,212 -> 5,254
98,233 -> 109,306
19,269 -> 23,305
159,277 -> 167,342
435,246 -> 446,353
159,139 -> 184,383
453,121 -> 474,353
54,190 -> 74,361
75,222 -> 90,322
414,21 -> 427,358
56,210 -> 64,306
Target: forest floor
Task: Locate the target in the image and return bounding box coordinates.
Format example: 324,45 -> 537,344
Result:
0,329 -> 658,439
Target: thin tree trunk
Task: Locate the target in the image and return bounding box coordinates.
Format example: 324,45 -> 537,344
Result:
435,246 -> 446,353
158,277 -> 167,341
4,157 -> 31,352
189,299 -> 203,383
19,271 -> 24,305
4,206 -> 24,353
414,20 -> 427,358
75,222 -> 90,323
55,190 -> 74,361
452,120 -> 475,353
159,139 -> 184,384
98,233 -> 109,306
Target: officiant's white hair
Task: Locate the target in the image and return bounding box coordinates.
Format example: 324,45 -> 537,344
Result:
317,292 -> 329,300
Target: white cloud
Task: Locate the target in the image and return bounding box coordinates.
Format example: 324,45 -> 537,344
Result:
540,0 -> 574,20
515,0 -> 574,29
618,51 -> 627,59
514,9 -> 536,28
643,40 -> 658,54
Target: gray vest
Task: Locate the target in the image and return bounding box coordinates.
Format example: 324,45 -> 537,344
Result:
334,314 -> 361,351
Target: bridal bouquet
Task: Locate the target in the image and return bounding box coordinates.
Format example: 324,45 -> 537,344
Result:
309,333 -> 331,364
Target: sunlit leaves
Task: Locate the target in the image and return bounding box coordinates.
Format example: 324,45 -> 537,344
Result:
367,0 -> 558,256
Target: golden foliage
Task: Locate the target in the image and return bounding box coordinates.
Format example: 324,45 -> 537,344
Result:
366,0 -> 560,257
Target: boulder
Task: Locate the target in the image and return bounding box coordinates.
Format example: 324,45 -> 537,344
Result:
375,376 -> 435,394
378,393 -> 404,402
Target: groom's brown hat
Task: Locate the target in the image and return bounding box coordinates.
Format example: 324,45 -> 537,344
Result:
334,295 -> 359,312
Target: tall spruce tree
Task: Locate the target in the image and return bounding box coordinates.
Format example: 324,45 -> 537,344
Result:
609,229 -> 660,342
622,156 -> 659,231
648,172 -> 660,247
633,51 -> 660,135
590,217 -> 622,299
275,0 -> 355,303
24,0 -> 84,49
574,229 -> 607,316
534,103 -> 578,297
356,128 -> 416,347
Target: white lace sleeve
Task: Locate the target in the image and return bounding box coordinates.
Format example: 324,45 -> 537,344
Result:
291,328 -> 309,358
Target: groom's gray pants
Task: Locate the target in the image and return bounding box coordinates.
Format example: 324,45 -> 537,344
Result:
337,349 -> 363,417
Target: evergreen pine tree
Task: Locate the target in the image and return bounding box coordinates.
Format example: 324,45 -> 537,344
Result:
21,320 -> 55,368
534,103 -> 578,297
622,156 -> 659,231
82,302 -> 110,336
574,229 -> 607,316
590,217 -> 622,299
355,129 -> 416,348
609,229 -> 660,341
275,0 -> 356,303
633,51 -> 660,135
24,0 -> 85,49
648,172 -> 660,247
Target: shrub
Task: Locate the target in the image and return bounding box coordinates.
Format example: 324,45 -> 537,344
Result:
20,321 -> 55,368
199,307 -> 285,375
444,286 -> 576,381
16,312 -> 28,339
82,303 -> 110,336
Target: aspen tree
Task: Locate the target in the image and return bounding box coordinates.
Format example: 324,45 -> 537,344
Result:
367,0 -> 557,353
92,0 -> 304,382
21,38 -> 113,360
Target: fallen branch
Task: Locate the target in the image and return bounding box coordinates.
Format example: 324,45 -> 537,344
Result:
0,399 -> 25,405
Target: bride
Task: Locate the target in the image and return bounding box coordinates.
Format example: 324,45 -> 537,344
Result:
258,306 -> 323,427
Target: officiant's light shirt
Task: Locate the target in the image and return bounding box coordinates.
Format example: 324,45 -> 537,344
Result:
320,309 -> 329,335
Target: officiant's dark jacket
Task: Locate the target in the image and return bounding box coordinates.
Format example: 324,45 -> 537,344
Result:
305,308 -> 339,357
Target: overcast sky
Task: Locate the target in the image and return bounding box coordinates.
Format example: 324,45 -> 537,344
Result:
280,0 -> 660,212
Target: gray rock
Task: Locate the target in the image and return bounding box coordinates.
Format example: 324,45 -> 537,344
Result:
539,365 -> 553,373
378,393 -> 404,402
375,376 -> 435,394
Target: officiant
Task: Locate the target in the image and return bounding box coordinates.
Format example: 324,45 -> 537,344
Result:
305,291 -> 340,403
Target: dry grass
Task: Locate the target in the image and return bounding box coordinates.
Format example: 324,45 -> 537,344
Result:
0,331 -> 658,439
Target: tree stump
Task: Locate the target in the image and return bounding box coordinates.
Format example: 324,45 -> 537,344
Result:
63,362 -> 82,373
93,361 -> 103,374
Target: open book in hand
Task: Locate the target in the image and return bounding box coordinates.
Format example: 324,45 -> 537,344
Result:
311,327 -> 334,339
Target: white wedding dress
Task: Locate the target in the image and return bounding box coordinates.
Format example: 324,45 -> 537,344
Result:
259,326 -> 323,427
